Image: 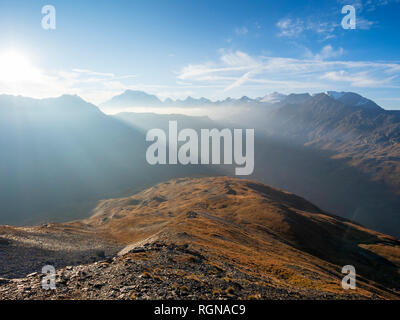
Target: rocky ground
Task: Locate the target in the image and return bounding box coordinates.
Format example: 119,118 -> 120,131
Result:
0,225 -> 122,279
0,242 -> 365,300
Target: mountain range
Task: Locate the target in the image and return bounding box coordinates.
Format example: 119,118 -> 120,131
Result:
100,90 -> 282,109
105,90 -> 400,236
252,92 -> 399,193
1,90 -> 400,300
100,89 -> 384,110
0,90 -> 399,238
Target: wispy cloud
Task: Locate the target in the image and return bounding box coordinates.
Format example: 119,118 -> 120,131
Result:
338,0 -> 400,12
276,17 -> 340,39
2,47 -> 399,105
309,45 -> 344,60
276,0 -> 389,39
320,70 -> 396,87
224,71 -> 254,91
176,49 -> 400,94
235,26 -> 248,35
0,64 -> 137,104
71,69 -> 115,77
357,17 -> 375,29
276,18 -> 305,37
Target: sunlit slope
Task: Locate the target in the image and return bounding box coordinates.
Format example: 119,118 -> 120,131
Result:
72,176 -> 400,298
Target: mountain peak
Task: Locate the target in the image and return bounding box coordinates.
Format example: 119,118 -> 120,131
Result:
326,91 -> 383,111
183,96 -> 196,102
101,90 -> 162,108
239,96 -> 251,102
282,93 -> 311,105
260,92 -> 287,103
56,94 -> 88,103
326,91 -> 346,99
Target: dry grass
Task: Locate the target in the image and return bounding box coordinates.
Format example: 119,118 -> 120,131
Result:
225,286 -> 235,295
129,292 -> 136,300
179,285 -> 189,292
70,176 -> 400,299
212,288 -> 222,296
185,274 -> 201,282
140,271 -> 152,279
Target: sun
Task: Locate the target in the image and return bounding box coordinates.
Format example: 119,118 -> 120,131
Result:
0,49 -> 40,83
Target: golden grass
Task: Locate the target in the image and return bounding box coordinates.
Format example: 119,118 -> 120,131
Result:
62,176 -> 400,299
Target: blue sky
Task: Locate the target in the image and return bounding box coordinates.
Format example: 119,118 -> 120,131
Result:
0,0 -> 399,108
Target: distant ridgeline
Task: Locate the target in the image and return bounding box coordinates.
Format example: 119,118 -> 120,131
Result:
0,91 -> 399,239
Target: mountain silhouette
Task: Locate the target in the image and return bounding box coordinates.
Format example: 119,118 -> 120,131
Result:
0,95 -> 211,225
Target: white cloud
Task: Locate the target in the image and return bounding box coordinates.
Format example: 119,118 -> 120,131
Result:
339,0 -> 400,12
276,1 -> 390,39
313,45 -> 344,60
224,71 -> 254,91
72,69 -> 115,77
320,70 -> 395,87
276,17 -> 339,39
0,61 -> 138,105
176,49 -> 400,94
219,50 -> 259,67
2,45 -> 399,106
276,18 -> 305,37
357,17 -> 375,29
235,26 -> 248,35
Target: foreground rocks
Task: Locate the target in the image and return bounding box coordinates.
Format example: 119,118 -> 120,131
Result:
0,243 -> 365,300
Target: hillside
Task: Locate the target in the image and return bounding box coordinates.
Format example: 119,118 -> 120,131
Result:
0,95 -> 212,225
230,92 -> 400,237
112,109 -> 400,238
1,177 -> 400,299
258,93 -> 400,193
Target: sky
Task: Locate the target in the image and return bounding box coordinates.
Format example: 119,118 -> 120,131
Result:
0,0 -> 399,109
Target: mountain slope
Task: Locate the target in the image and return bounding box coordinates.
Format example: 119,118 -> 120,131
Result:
113,112 -> 216,134
327,91 -> 383,111
76,177 -> 400,298
112,109 -> 400,238
1,176 -> 400,299
0,95 -> 146,224
0,95 -> 211,225
258,93 -> 400,193
235,93 -> 400,237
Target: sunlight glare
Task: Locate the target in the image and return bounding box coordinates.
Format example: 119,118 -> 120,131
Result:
0,49 -> 40,83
